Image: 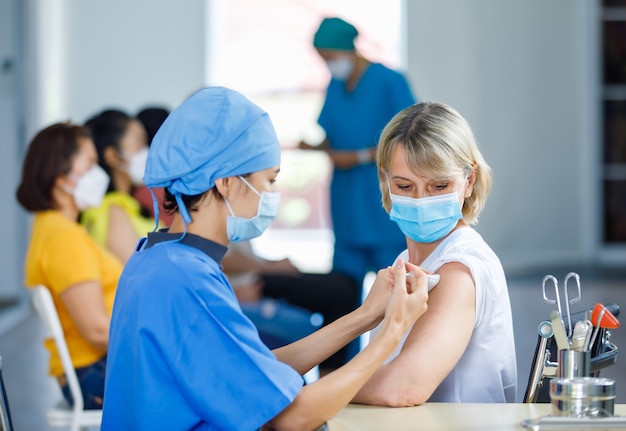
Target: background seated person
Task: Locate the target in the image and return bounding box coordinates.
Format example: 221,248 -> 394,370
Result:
16,123 -> 123,409
223,240 -> 359,371
81,109 -> 156,263
134,106 -> 173,226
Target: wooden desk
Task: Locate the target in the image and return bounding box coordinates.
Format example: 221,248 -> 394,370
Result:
326,403 -> 626,430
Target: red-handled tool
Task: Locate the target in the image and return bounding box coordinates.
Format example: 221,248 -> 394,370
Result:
586,303 -> 620,351
591,303 -> 620,329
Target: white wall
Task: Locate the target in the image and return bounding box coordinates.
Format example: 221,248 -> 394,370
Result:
24,0 -> 207,136
406,0 -> 599,272
12,0 -> 207,298
13,0 -> 616,281
0,0 -> 26,299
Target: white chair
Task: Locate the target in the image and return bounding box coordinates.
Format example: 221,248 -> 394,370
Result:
31,285 -> 102,431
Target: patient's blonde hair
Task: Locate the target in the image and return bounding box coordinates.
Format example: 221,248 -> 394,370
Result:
376,102 -> 492,225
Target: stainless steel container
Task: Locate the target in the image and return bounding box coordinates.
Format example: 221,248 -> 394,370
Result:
558,350 -> 590,378
550,377 -> 616,417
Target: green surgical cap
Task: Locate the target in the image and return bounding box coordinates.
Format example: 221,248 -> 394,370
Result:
313,17 -> 358,51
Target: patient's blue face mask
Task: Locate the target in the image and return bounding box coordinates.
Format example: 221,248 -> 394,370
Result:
225,176 -> 281,242
388,184 -> 463,243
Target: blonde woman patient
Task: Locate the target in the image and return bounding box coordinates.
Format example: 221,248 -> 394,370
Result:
352,102 -> 517,406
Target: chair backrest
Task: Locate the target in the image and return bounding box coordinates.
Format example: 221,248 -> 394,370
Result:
0,356 -> 14,431
31,285 -> 85,413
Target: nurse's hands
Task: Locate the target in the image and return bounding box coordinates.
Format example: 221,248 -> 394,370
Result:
360,268 -> 394,329
360,259 -> 429,331
381,259 -> 429,335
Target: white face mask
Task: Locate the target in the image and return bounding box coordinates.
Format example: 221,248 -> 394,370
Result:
124,147 -> 149,186
70,165 -> 110,210
326,57 -> 354,81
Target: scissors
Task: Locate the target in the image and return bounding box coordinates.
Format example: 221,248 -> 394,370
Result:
542,273 -> 582,337
542,274 -> 561,319
563,272 -> 582,336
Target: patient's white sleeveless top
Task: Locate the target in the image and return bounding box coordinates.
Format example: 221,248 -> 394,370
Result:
370,227 -> 517,403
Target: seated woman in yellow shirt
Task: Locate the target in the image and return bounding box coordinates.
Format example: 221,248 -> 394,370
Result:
16,123 -> 123,409
81,109 -> 156,263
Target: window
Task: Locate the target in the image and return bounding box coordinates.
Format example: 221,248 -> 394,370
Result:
601,0 -> 626,244
207,0 -> 402,271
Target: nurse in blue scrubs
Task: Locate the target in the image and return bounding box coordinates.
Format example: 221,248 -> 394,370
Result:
299,17 -> 416,289
101,86 -> 429,431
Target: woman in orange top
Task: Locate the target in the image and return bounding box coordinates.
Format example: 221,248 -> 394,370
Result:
16,123 -> 123,409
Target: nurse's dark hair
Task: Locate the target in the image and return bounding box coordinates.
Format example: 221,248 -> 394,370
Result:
162,188 -> 221,215
16,122 -> 91,212
161,173 -> 252,215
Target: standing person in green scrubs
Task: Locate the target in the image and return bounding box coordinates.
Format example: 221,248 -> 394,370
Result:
299,17 -> 416,291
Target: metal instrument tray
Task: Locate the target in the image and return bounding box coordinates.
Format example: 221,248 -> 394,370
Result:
522,415 -> 626,430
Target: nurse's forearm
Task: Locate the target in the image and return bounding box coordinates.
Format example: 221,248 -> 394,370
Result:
266,318 -> 405,431
273,306 -> 377,375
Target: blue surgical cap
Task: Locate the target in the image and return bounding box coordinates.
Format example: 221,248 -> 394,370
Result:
313,17 -> 358,51
144,86 -> 281,223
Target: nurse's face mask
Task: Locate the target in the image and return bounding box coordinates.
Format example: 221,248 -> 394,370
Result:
224,176 -> 281,242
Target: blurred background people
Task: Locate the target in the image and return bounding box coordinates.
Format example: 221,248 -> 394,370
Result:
222,241 -> 358,371
136,106 -> 171,146
135,106 -> 174,226
16,123 -> 122,409
224,254 -> 324,352
81,109 -> 156,263
299,16 -> 416,293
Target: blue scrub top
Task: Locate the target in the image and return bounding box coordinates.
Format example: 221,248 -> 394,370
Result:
102,231 -> 303,431
318,63 -> 415,247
